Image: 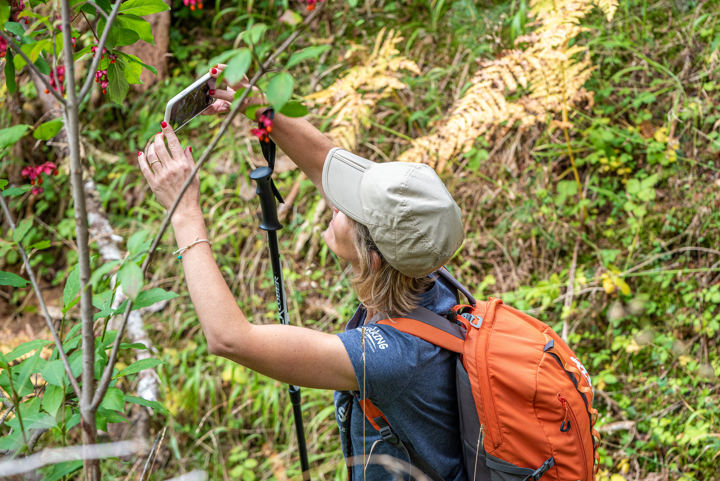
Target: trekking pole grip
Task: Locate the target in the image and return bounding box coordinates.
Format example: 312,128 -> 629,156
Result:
250,166 -> 282,231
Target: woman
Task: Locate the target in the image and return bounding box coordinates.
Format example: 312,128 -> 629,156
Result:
138,65 -> 466,480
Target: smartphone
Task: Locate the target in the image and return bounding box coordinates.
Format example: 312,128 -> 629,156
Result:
163,73 -> 217,131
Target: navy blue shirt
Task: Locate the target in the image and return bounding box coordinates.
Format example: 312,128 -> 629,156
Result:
334,275 -> 467,480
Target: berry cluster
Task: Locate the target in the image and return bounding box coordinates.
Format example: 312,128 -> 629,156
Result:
91,46 -> 117,63
305,0 -> 322,11
95,69 -> 109,94
250,113 -> 273,143
22,162 -> 58,195
183,0 -> 203,10
11,0 -> 29,24
44,66 -> 66,94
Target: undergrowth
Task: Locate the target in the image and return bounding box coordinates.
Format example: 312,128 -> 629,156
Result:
1,0 -> 719,479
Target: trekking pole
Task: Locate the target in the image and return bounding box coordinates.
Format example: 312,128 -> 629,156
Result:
249,109 -> 311,480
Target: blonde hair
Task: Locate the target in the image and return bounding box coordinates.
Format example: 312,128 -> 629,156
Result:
350,220 -> 434,316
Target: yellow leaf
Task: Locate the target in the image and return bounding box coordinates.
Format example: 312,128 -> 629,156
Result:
614,276 -> 631,296
653,126 -> 668,143
602,274 -> 615,294
610,475 -> 627,481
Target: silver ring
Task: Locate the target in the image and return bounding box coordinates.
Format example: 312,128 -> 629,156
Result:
150,160 -> 162,167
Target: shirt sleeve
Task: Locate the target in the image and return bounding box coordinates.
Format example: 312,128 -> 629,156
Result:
337,324 -> 423,404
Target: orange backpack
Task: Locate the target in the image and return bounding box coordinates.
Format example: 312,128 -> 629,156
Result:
360,269 -> 600,481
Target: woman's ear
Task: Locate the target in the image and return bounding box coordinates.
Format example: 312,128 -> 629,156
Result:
370,250 -> 382,272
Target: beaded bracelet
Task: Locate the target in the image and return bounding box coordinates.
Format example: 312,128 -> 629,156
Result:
173,237 -> 210,260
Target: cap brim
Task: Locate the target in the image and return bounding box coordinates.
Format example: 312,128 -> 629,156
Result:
322,148 -> 374,223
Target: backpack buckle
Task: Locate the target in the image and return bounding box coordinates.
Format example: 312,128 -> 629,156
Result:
461,312 -> 483,328
374,417 -> 400,445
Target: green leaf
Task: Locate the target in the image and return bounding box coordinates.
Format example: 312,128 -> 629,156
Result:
279,100 -> 308,118
115,14 -> 154,44
28,412 -> 58,429
114,358 -> 164,379
29,239 -> 51,250
39,460 -> 83,481
33,118 -> 64,141
5,50 -> 17,94
0,270 -> 29,288
133,287 -> 179,309
41,359 -> 66,387
100,387 -> 125,411
127,230 -> 149,256
110,28 -> 140,48
0,0 -> 10,25
0,124 -> 30,149
0,179 -> 7,190
266,72 -> 294,112
286,45 -> 330,69
2,185 -> 31,197
118,0 -> 169,17
13,217 -> 32,244
90,259 -> 121,287
118,262 -> 143,299
42,384 -> 64,417
6,340 -> 51,362
246,23 -> 267,44
63,264 -> 80,310
123,58 -> 143,85
117,52 -> 157,75
125,394 -> 168,415
68,351 -> 83,377
17,350 -> 43,396
107,62 -> 129,104
5,21 -> 25,37
224,48 -> 251,85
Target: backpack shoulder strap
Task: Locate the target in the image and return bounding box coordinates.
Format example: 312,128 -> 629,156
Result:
377,306 -> 465,353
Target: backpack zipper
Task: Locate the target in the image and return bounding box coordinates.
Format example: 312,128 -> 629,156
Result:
557,394 -> 589,481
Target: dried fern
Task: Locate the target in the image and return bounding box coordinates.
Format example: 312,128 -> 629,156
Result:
305,28 -> 420,151
399,0 -> 617,171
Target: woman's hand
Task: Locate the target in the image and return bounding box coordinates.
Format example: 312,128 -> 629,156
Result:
202,64 -> 267,119
138,123 -> 201,222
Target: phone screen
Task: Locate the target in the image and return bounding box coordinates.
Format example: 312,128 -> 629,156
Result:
168,78 -> 216,130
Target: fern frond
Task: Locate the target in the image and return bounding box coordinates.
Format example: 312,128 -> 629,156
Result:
399,0 -> 611,171
592,0 -> 618,21
306,28 -> 420,151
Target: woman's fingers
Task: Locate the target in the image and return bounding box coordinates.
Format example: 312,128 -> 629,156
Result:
211,88 -> 234,102
146,143 -> 164,173
160,122 -> 185,162
137,151 -> 154,180
153,132 -> 172,166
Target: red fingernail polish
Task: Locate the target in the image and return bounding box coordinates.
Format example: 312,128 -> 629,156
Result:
160,121 -> 168,128
211,68 -> 217,75
209,89 -> 215,95
189,146 -> 193,153
138,151 -> 142,156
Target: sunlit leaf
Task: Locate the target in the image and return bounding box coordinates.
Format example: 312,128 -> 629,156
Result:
118,0 -> 169,17
224,48 -> 251,85
114,358 -> 164,379
117,262 -> 143,299
133,288 -> 179,309
33,118 -> 64,141
0,124 -> 30,149
266,72 -> 293,112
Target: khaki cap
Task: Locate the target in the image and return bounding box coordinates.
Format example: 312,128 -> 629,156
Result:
321,147 -> 464,277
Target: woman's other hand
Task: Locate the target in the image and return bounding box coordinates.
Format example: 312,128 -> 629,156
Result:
202,64 -> 267,118
138,123 -> 201,222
